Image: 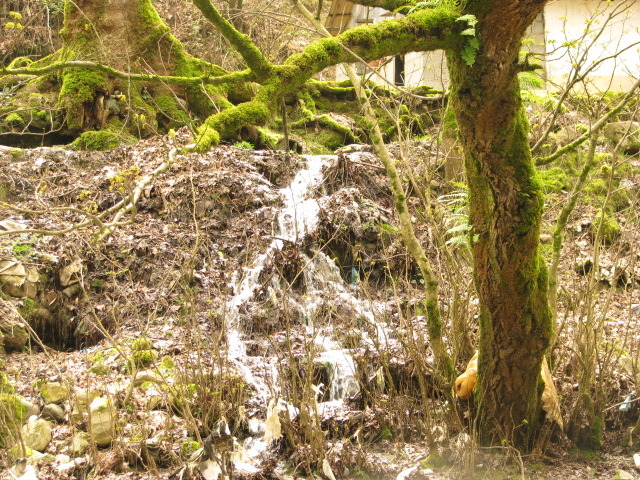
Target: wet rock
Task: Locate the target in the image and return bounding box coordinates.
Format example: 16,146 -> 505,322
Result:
39,381 -> 70,404
69,431 -> 91,456
42,403 -> 66,423
89,396 -> 117,447
21,416 -> 53,452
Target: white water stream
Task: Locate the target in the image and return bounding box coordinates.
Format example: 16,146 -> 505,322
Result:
216,152 -> 390,476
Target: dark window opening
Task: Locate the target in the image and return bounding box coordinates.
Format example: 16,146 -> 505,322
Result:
394,55 -> 405,86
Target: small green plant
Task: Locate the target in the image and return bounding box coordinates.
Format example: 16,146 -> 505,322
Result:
234,140 -> 254,150
90,364 -> 109,375
12,243 -> 33,257
457,14 -> 480,66
181,440 -> 200,457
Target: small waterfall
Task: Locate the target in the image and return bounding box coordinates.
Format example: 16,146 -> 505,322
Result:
316,349 -> 360,402
225,155 -> 335,394
216,152 -> 392,476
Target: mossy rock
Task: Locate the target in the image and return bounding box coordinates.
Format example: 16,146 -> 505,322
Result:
0,372 -> 14,394
539,166 -> 571,194
132,337 -> 153,351
130,349 -> 158,369
0,393 -> 30,447
71,130 -> 121,151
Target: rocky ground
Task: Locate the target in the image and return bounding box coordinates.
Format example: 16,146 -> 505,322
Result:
1,129 -> 640,480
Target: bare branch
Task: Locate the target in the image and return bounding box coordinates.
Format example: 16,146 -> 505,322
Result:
536,76 -> 640,166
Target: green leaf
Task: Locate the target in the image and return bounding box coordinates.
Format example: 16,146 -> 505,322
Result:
461,28 -> 476,36
457,14 -> 478,26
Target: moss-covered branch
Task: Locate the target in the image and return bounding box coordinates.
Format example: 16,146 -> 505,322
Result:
191,0 -> 273,79
349,0 -> 418,12
0,61 -> 255,88
194,6 -> 461,150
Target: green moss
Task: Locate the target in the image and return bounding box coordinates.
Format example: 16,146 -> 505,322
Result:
442,108 -> 457,139
538,167 -> 571,194
0,372 -> 14,394
8,57 -> 33,69
7,446 -> 35,463
181,440 -> 200,457
58,68 -> 108,131
90,364 -> 109,375
593,209 -> 620,245
0,393 -> 29,446
127,350 -> 158,371
18,298 -> 39,321
5,112 -> 25,127
132,337 -> 153,351
154,94 -> 189,127
71,130 -> 120,150
160,355 -> 175,370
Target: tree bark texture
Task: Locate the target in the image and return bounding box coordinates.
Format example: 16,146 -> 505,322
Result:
447,0 -> 551,449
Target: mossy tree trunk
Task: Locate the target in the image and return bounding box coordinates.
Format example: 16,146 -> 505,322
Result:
4,0 -> 228,140
446,0 -> 552,449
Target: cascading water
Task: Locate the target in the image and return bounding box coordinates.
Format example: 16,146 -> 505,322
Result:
216,151 -> 389,477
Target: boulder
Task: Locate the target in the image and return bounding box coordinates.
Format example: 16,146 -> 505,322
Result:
69,431 -> 91,456
21,416 -> 53,452
603,121 -> 640,155
42,403 -> 66,423
70,388 -> 102,425
39,381 -> 70,404
89,397 -> 117,447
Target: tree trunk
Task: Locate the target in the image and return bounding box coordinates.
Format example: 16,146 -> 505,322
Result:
5,0 -> 227,140
447,0 -> 552,449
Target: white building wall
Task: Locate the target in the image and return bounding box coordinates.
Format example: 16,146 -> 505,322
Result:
544,0 -> 640,91
336,0 -> 639,92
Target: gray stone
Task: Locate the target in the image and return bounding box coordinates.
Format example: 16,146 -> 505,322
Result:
39,381 -> 70,404
0,303 -> 29,352
42,403 -> 65,423
69,432 -> 91,456
603,121 -> 640,154
19,397 -> 40,418
615,470 -> 634,480
89,397 -> 117,447
21,416 -> 53,452
70,388 -> 102,425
